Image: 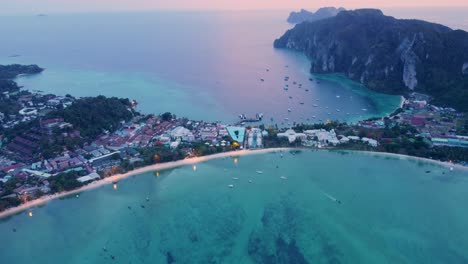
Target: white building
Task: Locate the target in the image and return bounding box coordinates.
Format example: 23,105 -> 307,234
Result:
304,129 -> 340,146
361,137 -> 378,147
277,129 -> 306,143
248,128 -> 263,149
170,126 -> 195,142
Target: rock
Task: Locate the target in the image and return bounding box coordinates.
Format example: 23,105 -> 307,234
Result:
275,9 -> 468,111
287,7 -> 345,24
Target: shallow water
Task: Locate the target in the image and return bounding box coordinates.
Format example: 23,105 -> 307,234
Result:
1,150 -> 467,263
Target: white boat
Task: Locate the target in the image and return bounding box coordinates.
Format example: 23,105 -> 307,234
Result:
313,104 -> 318,107
256,170 -> 264,174
336,95 -> 340,98
248,180 -> 253,183
232,177 -> 239,180
362,108 -> 368,111
228,184 -> 234,188
288,108 -> 291,112
280,176 -> 287,180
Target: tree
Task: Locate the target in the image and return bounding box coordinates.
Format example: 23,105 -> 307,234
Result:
161,112 -> 173,121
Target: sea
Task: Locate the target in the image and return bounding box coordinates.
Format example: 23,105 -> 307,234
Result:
1,150 -> 468,263
1,7 -> 468,264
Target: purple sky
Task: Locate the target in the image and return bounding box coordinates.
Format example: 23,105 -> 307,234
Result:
2,0 -> 467,14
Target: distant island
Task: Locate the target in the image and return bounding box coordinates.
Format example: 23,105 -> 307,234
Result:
275,8 -> 468,112
287,7 -> 345,24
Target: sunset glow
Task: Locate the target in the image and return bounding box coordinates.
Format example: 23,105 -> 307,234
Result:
1,0 -> 467,14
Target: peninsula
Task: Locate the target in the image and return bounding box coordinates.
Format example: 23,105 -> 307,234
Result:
275,8 -> 468,111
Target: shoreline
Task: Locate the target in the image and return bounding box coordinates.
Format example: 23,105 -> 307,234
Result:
355,150 -> 468,171
0,148 -> 288,219
1,147 -> 466,220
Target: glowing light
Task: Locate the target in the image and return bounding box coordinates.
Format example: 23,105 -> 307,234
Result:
193,165 -> 197,171
28,211 -> 33,217
113,183 -> 118,190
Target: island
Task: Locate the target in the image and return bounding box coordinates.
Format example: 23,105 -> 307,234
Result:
0,58 -> 467,215
275,8 -> 468,112
287,7 -> 345,24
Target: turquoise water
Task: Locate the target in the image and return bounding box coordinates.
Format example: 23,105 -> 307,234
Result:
0,11 -> 402,123
1,150 -> 467,263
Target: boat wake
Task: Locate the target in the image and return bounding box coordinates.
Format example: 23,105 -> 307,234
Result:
322,191 -> 341,204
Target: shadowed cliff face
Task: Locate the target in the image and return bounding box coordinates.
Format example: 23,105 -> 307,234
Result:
275,9 -> 468,111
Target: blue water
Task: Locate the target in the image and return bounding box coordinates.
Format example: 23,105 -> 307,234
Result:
1,150 -> 467,263
0,11 -> 403,123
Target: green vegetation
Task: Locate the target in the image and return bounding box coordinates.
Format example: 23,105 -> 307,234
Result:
275,9 -> 468,111
47,95 -> 136,139
48,171 -> 84,193
0,64 -> 43,80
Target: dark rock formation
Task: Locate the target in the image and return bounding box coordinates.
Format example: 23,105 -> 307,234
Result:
275,9 -> 468,111
287,7 -> 345,24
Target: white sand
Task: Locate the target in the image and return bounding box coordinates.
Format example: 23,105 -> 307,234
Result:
358,150 -> 468,171
0,148 -> 288,219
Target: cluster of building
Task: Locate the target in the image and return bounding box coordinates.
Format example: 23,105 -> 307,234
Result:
278,128 -> 378,148
0,91 -> 73,130
1,90 -> 466,204
394,93 -> 468,148
0,112 -> 276,200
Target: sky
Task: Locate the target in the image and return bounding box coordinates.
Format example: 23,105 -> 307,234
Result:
1,0 -> 468,14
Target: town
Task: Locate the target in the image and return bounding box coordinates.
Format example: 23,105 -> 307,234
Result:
0,66 -> 467,212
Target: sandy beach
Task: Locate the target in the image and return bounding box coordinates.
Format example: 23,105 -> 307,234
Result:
1,147 -> 466,219
357,150 -> 468,171
0,148 -> 288,219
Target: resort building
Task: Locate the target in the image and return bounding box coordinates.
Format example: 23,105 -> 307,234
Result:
227,126 -> 246,144
248,128 -> 263,149
277,129 -> 306,143
170,126 -> 195,142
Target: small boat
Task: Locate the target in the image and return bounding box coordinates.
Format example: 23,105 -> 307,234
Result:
228,184 -> 234,188
325,106 -> 329,109
248,180 -> 253,183
313,104 -> 318,107
309,78 -> 314,81
336,109 -> 340,112
256,170 -> 264,174
336,95 -> 340,98
305,89 -> 309,92
288,108 -> 292,112
300,102 -> 304,105
312,115 -> 316,118
289,96 -> 293,99
362,108 -> 368,111
232,177 -> 239,180
280,176 -> 288,180
260,78 -> 265,82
